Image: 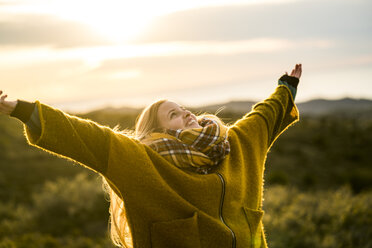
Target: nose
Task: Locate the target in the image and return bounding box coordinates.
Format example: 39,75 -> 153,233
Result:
183,109 -> 191,118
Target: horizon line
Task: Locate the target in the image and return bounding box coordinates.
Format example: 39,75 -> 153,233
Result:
51,95 -> 372,114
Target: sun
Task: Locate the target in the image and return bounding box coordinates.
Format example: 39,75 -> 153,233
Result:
46,0 -> 225,43
9,0 -> 165,43
46,0 -> 159,43
5,0 -> 271,43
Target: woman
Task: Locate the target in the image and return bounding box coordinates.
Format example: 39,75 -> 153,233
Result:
0,64 -> 302,248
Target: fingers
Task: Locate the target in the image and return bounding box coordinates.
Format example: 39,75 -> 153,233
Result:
0,94 -> 10,114
295,63 -> 302,78
0,93 -> 7,103
0,92 -> 14,115
289,63 -> 302,79
0,92 -> 7,103
0,91 -> 9,110
297,63 -> 302,78
0,90 -> 6,100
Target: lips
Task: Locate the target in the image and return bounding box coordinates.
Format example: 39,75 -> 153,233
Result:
186,118 -> 196,127
187,119 -> 194,126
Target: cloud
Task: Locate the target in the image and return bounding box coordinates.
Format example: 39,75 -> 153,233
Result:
0,38 -> 332,70
0,14 -> 111,48
1,0 -> 371,111
70,38 -> 332,62
133,0 -> 372,43
0,1 -> 18,6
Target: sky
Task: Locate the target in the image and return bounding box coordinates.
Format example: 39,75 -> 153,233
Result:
0,0 -> 371,112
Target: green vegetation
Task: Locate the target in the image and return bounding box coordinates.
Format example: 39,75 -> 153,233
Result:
0,108 -> 371,247
266,114 -> 372,193
263,186 -> 372,248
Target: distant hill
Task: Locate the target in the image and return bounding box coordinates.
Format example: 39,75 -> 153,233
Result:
85,106 -> 140,115
197,98 -> 372,116
296,98 -> 372,115
83,98 -> 372,117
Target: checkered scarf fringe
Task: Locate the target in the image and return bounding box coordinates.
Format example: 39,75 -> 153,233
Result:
142,117 -> 230,174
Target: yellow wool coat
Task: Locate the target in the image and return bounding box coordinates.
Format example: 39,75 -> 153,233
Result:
24,85 -> 299,248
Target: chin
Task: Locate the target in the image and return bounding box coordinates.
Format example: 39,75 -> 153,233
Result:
185,118 -> 202,129
190,123 -> 202,129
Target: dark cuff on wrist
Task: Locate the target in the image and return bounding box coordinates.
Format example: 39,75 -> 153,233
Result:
279,74 -> 299,88
10,100 -> 36,124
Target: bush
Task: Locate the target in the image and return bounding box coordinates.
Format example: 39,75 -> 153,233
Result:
0,173 -> 114,247
0,234 -> 113,248
31,173 -> 109,236
263,186 -> 372,248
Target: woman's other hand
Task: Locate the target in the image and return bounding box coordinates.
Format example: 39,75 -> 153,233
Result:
287,64 -> 302,79
0,90 -> 17,115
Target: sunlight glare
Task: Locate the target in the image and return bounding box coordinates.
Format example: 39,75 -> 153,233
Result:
48,0 -> 156,43
1,0 -> 299,42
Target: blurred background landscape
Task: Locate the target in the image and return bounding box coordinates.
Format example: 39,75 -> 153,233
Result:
1,98 -> 372,247
1,0 -> 372,247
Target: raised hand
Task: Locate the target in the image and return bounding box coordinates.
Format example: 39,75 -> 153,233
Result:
0,90 -> 17,115
287,64 -> 302,79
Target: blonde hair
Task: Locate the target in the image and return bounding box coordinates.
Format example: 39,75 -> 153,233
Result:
103,99 -> 167,248
135,99 -> 167,140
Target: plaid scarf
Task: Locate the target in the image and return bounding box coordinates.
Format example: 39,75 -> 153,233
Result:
141,116 -> 230,174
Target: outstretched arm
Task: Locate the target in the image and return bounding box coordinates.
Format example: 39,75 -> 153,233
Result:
1,92 -> 42,135
1,91 -> 131,175
229,64 -> 302,150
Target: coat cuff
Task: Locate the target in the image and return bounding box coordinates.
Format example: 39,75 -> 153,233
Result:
10,100 -> 36,124
278,74 -> 299,88
278,81 -> 297,100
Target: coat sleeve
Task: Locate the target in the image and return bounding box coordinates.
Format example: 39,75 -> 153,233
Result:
24,101 -> 142,175
229,85 -> 299,150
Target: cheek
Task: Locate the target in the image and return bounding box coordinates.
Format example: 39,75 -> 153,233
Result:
171,118 -> 184,129
161,119 -> 175,129
158,118 -> 167,129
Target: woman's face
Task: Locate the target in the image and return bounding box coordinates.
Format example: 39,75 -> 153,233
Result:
157,101 -> 201,130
